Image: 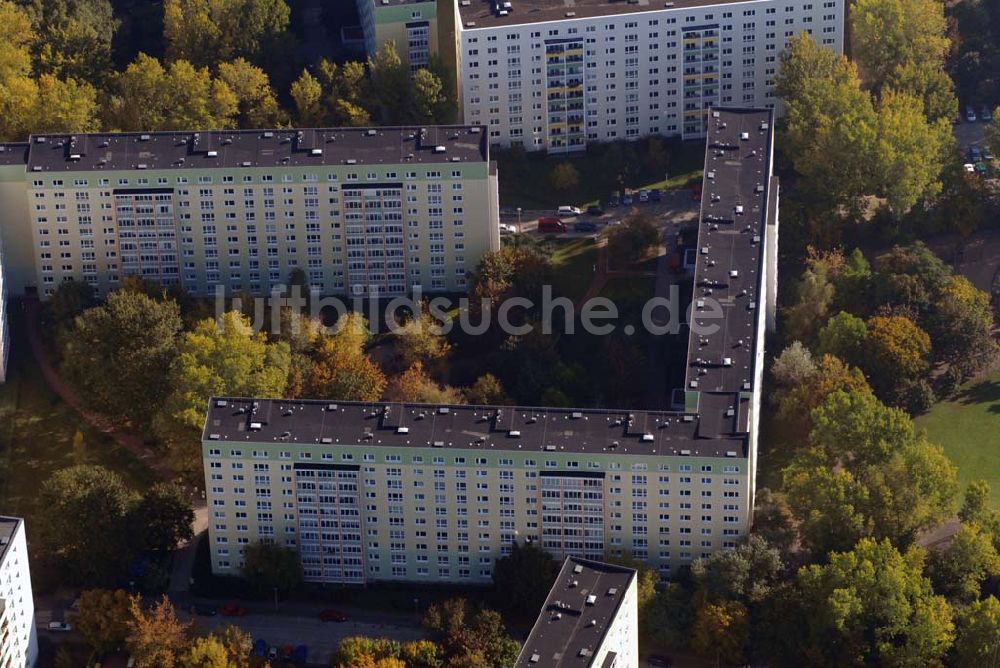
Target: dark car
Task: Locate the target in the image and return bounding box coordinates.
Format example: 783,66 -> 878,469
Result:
650,188 -> 662,202
586,204 -> 605,216
607,194 -> 620,207
969,146 -> 982,162
294,645 -> 308,665
319,608 -> 349,622
574,221 -> 598,232
192,604 -> 217,616
253,639 -> 268,657
647,656 -> 673,667
220,604 -> 246,617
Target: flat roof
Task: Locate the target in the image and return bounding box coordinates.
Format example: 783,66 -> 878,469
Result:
685,108 -> 775,411
204,398 -> 748,458
24,126 -> 488,173
516,557 -> 636,667
458,0 -> 757,30
0,516 -> 23,564
0,143 -> 29,166
373,0 -> 435,6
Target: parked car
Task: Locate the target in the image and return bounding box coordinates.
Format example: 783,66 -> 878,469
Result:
622,193 -> 634,205
691,183 -> 703,201
574,221 -> 598,232
253,639 -> 268,657
47,621 -> 72,632
498,223 -> 516,234
982,105 -> 993,121
975,162 -> 989,175
606,219 -> 622,226
537,217 -> 568,233
280,645 -> 295,660
192,604 -> 217,616
650,188 -> 662,202
319,608 -> 349,622
557,205 -> 583,216
969,146 -> 982,162
294,645 -> 309,665
984,146 -> 994,161
607,193 -> 620,207
267,647 -> 279,660
966,105 -> 977,122
220,604 -> 246,617
586,204 -> 604,216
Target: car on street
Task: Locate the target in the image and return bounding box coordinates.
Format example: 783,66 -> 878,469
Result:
650,188 -> 662,202
586,204 -> 604,216
638,189 -> 649,202
499,223 -> 516,234
983,105 -> 993,121
557,205 -> 583,216
622,193 -> 634,205
192,604 -> 217,616
574,221 -> 598,232
319,608 -> 349,622
47,621 -> 73,632
538,217 -> 568,233
220,604 -> 246,617
966,105 -> 977,122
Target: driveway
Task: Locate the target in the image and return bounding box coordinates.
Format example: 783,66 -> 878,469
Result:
954,119 -> 989,152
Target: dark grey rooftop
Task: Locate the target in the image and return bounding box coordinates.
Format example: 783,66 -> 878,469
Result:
458,0 -> 756,30
0,143 -> 29,166
24,126 -> 488,173
203,397 -> 748,458
516,557 -> 636,667
373,0 -> 436,6
0,516 -> 23,564
685,108 -> 775,399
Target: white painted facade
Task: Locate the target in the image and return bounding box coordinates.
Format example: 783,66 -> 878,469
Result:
0,518 -> 37,668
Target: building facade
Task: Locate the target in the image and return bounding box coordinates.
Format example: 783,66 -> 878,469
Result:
200,108 -> 778,585
0,517 -> 38,668
454,0 -> 842,152
357,0 -> 442,72
0,126 -> 499,300
517,557 -> 638,668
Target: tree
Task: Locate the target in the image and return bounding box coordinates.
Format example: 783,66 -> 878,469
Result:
47,278 -> 95,324
953,596 -> 1000,668
71,589 -> 132,654
959,480 -> 996,527
128,483 -> 194,554
607,212 -> 659,267
873,242 -> 952,317
424,600 -> 520,667
692,535 -> 784,606
241,541 -> 302,594
751,488 -> 797,554
37,465 -> 137,585
290,69 -> 323,126
771,341 -> 817,388
307,313 -> 386,401
783,257 -> 836,345
163,0 -> 290,67
490,542 -> 556,621
928,524 -> 1000,603
385,361 -> 464,404
183,635 -> 236,668
549,162 -> 580,191
155,311 -> 290,476
465,374 -> 509,405
795,538 -> 954,667
817,311 -> 868,368
126,596 -> 192,668
368,41 -> 410,124
872,89 -> 952,215
394,310 -> 451,369
400,640 -> 442,668
691,600 -> 749,666
412,68 -> 446,123
25,0 -> 118,83
776,354 -> 872,439
865,314 -> 932,399
214,625 -> 252,668
33,73 -> 99,133
217,58 -> 286,127
930,276 -> 998,379
850,0 -> 949,91
104,54 -> 238,132
60,290 -> 182,426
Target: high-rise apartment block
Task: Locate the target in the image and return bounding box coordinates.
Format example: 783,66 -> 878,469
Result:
0,517 -> 38,668
200,108 -> 778,585
356,0 -> 443,72
0,126 -> 499,300
454,0 -> 842,152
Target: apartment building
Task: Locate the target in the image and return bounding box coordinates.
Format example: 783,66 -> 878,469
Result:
356,0 -> 442,72
0,518 -> 38,668
454,0 -> 842,152
200,108 -> 778,585
516,558 -> 638,668
0,126 -> 499,300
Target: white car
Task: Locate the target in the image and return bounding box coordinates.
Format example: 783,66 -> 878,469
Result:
963,163 -> 976,173
48,621 -> 73,632
557,205 -> 583,216
499,223 -> 516,234
966,106 -> 977,122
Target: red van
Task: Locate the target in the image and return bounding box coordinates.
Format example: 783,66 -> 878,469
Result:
537,217 -> 568,233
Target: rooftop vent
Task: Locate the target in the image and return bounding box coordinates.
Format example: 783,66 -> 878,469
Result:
310,148 -> 323,156
571,411 -> 583,419
740,131 -> 750,140
209,433 -> 221,440
680,449 -> 691,455
321,437 -> 333,444
585,595 -> 597,606
345,158 -> 357,165
508,430 -> 521,438
573,564 -> 584,574
642,433 -> 655,442
529,655 -> 540,664
726,450 -> 738,457
607,587 -> 618,596
397,426 -> 409,434
433,441 -> 445,447
139,134 -> 151,141
438,407 -> 450,414
434,145 -> 447,153
249,422 -> 262,430
206,150 -> 218,157
544,445 -> 556,451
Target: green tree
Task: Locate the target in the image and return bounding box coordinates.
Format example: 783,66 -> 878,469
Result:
776,354 -> 873,439
425,600 -> 519,667
25,0 -> 118,83
865,314 -> 932,398
368,41 -> 410,124
412,68 -> 446,123
850,0 -> 949,91
306,313 -> 386,401
691,600 -> 749,666
241,541 -> 302,594
959,480 -> 996,527
795,538 -> 954,667
155,311 -> 290,476
817,311 -> 868,368
928,524 -> 1000,602
47,278 -> 95,324
771,341 -> 817,389
163,0 -> 290,67
70,589 -> 132,654
126,596 -> 192,668
128,483 -> 194,554
33,73 -> 99,133
490,542 -> 556,621
874,242 -> 952,317
930,276 -> 998,379
217,58 -> 286,127
465,374 -> 509,405
784,256 -> 837,345
692,535 -> 784,606
394,310 -> 451,369
607,212 -> 659,267
37,465 -> 137,585
290,68 -> 323,126
60,290 -> 182,426
549,162 -> 580,191
183,635 -> 236,668
400,640 -> 442,668
385,361 -> 464,404
751,488 -> 797,554
953,596 -> 1000,668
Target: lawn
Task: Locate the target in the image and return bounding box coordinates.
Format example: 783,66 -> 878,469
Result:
914,370 -> 1000,509
546,237 -> 599,302
495,138 -> 705,210
0,308 -> 159,583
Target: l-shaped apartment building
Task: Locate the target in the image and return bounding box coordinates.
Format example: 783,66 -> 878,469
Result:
356,0 -> 843,152
200,107 -> 779,585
